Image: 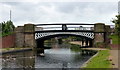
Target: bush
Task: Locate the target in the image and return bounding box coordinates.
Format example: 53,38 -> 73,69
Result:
94,42 -> 105,48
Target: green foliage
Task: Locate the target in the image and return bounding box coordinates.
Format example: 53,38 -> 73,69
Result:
0,20 -> 15,37
84,50 -> 111,68
70,44 -> 81,52
68,36 -> 82,41
94,42 -> 105,48
109,34 -> 120,44
111,15 -> 120,36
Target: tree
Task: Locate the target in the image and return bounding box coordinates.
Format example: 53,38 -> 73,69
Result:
112,14 -> 120,36
0,20 -> 15,37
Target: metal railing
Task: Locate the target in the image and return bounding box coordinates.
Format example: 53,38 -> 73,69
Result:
35,23 -> 94,31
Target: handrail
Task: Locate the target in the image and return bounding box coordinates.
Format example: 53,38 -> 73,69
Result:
35,23 -> 95,26
41,27 -> 94,29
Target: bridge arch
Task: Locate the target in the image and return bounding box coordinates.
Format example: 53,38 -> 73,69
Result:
35,31 -> 94,40
36,33 -> 94,48
36,33 -> 93,41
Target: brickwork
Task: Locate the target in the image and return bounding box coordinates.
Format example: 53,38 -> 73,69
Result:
15,24 -> 36,48
24,24 -> 35,48
24,33 -> 35,47
94,33 -> 104,43
0,34 -> 15,48
94,23 -> 105,45
94,23 -> 105,32
15,26 -> 24,47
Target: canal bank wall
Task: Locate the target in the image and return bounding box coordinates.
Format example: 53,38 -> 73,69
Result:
1,48 -> 32,54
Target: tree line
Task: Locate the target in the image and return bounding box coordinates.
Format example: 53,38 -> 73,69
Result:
112,14 -> 120,36
0,20 -> 15,37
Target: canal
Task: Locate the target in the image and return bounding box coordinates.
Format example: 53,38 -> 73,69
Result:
1,43 -> 97,69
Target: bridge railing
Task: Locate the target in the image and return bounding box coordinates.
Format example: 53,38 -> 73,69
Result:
35,26 -> 94,31
35,23 -> 94,31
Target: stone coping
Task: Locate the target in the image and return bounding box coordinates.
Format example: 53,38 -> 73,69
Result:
0,48 -> 32,54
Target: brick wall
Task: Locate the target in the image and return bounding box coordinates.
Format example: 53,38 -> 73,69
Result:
0,34 -> 15,48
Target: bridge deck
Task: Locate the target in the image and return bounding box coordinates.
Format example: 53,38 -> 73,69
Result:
35,23 -> 95,26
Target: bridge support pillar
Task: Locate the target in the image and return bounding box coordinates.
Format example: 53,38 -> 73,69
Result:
15,26 -> 24,47
94,23 -> 105,47
37,48 -> 44,54
81,38 -> 84,46
85,40 -> 89,47
58,38 -> 63,44
36,39 -> 44,53
89,40 -> 93,47
15,24 -> 36,48
24,24 -> 36,48
105,25 -> 111,46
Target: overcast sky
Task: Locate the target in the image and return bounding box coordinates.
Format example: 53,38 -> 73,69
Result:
0,1 -> 119,26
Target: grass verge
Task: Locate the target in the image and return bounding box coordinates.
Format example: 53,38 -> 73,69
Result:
109,34 -> 120,44
83,50 -> 111,68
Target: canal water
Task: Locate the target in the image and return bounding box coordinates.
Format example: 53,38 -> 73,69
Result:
1,43 -> 97,70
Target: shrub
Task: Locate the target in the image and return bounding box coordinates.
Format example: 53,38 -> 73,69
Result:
94,42 -> 105,48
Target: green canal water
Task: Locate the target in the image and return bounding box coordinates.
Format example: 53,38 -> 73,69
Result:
1,43 -> 97,70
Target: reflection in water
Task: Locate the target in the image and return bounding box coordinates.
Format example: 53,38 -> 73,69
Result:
2,51 -> 35,68
2,43 -> 97,69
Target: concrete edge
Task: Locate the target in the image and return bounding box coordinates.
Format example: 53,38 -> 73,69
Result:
0,48 -> 32,54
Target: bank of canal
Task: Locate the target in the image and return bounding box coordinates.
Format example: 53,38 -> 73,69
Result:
82,50 -> 111,68
70,42 -> 112,68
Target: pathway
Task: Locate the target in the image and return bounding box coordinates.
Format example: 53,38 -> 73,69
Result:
109,50 -> 118,68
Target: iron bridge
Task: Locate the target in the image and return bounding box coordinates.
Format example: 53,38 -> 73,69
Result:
34,23 -> 95,40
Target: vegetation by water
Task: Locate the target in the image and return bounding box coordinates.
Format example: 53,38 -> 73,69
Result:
83,50 -> 111,68
70,44 -> 81,52
109,34 -> 120,44
111,14 -> 120,36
